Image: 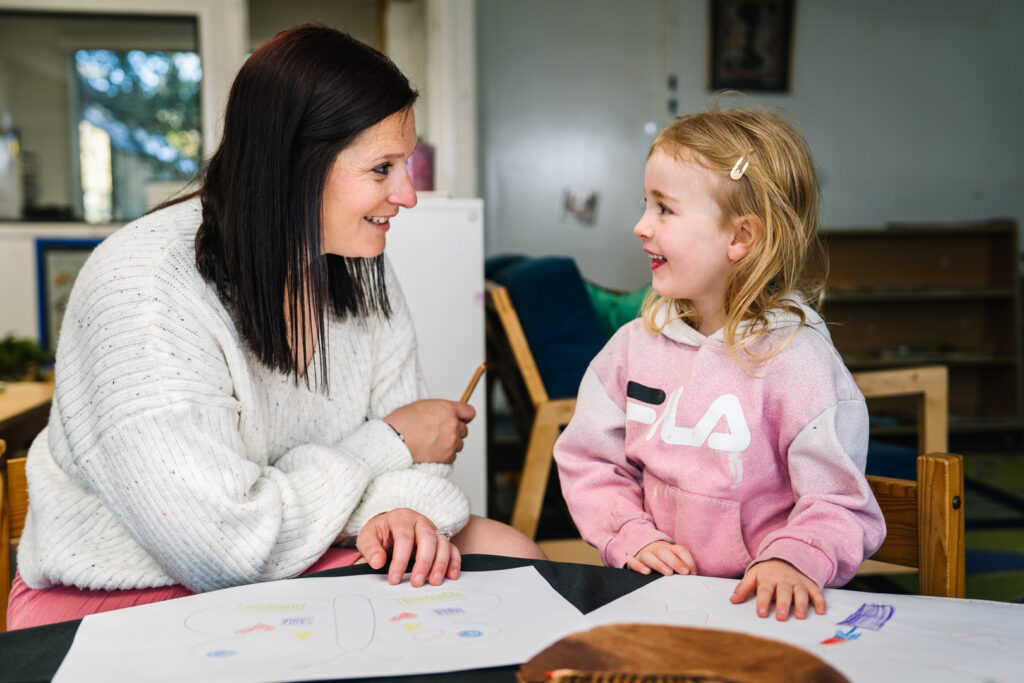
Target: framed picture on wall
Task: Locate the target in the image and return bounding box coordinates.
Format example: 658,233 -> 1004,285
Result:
709,0 -> 794,92
35,237 -> 104,352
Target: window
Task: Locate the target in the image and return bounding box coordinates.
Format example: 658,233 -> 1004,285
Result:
73,48 -> 202,222
0,10 -> 201,223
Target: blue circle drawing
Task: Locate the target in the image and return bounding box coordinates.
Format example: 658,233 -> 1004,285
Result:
206,649 -> 237,658
457,629 -> 483,638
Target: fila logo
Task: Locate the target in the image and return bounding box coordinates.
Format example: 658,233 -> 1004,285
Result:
625,381 -> 751,452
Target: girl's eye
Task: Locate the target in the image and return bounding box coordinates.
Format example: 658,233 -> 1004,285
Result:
372,162 -> 392,176
658,202 -> 672,215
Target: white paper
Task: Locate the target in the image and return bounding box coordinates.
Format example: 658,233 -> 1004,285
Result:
53,567 -> 590,682
587,575 -> 1024,682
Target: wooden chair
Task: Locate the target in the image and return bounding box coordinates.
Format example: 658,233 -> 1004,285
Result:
485,281 -> 599,563
855,365 -> 965,598
865,453 -> 965,597
1,440 -> 30,631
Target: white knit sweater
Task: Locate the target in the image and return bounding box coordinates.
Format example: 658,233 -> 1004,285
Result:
17,198 -> 470,593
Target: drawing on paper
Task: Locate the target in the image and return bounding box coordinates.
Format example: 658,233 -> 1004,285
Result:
820,603 -> 894,645
184,587 -> 503,665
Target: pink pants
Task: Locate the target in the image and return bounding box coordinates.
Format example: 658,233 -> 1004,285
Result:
6,547 -> 361,631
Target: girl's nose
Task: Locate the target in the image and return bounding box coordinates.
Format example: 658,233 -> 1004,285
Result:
634,213 -> 653,239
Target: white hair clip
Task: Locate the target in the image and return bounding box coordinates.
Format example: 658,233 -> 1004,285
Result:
730,154 -> 750,181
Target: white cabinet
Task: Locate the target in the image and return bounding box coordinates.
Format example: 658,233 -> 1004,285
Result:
384,197 -> 488,513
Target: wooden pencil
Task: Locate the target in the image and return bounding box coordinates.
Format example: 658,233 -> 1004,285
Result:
459,361 -> 487,403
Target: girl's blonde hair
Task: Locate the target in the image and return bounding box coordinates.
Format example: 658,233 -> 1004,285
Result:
642,101 -> 825,365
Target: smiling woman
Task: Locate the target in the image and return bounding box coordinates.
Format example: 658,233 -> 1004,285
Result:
322,108 -> 418,259
7,24 -> 544,632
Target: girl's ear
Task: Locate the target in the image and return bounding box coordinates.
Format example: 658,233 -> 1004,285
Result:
727,214 -> 764,262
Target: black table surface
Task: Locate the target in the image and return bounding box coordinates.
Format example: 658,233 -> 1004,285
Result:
0,555 -> 659,683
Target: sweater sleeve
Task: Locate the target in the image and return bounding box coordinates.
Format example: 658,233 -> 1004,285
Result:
752,379 -> 886,588
83,403 -> 401,592
340,259 -> 469,535
554,367 -> 672,568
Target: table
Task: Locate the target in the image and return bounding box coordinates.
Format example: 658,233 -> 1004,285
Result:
0,556 -> 657,682
0,381 -> 53,457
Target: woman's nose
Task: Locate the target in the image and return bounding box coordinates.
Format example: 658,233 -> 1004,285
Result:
389,170 -> 418,209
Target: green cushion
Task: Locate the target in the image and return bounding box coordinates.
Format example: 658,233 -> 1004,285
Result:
584,281 -> 649,338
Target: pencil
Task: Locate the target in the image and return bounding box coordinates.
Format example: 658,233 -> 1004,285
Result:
459,361 -> 487,403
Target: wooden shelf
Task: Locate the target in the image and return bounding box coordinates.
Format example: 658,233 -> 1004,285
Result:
825,288 -> 1015,303
813,220 -> 1023,433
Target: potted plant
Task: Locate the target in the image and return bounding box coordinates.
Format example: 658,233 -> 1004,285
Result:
0,334 -> 54,383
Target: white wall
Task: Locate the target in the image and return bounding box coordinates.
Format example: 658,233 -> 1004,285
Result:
478,0 -> 1024,289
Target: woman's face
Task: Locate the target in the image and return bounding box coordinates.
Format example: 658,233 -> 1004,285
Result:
322,108 -> 418,258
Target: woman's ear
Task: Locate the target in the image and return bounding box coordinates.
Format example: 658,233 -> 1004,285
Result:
727,214 -> 764,262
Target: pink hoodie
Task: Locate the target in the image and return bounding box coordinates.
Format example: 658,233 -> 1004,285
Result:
554,305 -> 885,588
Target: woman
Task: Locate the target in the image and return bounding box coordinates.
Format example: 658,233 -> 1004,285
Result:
8,24 -> 543,630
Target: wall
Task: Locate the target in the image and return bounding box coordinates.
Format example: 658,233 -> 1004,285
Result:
248,0 -> 377,50
478,0 -> 1024,290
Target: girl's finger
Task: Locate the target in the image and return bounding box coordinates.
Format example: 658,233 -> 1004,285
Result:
792,584 -> 809,620
774,583 -> 794,621
755,580 -> 775,618
626,556 -> 652,575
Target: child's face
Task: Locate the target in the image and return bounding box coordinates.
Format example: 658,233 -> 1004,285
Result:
634,149 -> 735,326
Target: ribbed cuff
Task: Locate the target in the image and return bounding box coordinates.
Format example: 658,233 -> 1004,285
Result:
339,420 -> 413,478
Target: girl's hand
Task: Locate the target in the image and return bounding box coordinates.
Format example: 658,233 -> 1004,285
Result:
627,540 -> 697,576
730,559 -> 826,620
384,399 -> 475,465
356,508 -> 461,586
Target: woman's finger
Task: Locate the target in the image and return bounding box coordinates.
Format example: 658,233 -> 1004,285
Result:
446,543 -> 462,580
408,519 -> 438,587
355,515 -> 389,569
428,536 -> 452,585
387,514 -> 417,585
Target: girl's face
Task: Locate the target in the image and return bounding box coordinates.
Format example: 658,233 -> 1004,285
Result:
321,108 -> 418,258
634,149 -> 736,332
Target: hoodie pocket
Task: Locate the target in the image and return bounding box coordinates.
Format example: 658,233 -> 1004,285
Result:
642,471 -> 752,578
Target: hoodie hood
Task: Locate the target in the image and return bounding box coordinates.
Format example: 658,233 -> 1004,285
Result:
656,295 -> 831,347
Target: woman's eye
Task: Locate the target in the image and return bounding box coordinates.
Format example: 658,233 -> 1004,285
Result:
372,162 -> 392,176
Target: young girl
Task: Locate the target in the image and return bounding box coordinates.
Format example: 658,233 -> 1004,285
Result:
553,105 -> 885,622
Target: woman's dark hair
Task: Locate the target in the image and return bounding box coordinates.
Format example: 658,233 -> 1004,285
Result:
195,24 -> 418,386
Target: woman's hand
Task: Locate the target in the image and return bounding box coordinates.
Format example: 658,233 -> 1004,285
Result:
384,399 -> 475,465
730,559 -> 826,620
356,508 -> 461,586
627,540 -> 697,576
